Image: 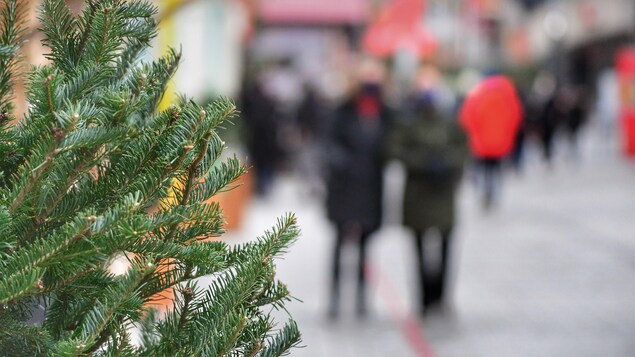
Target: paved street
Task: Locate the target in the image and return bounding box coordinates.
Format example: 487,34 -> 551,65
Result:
222,132 -> 635,357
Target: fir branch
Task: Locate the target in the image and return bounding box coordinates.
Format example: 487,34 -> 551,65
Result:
8,97 -> 72,214
171,284 -> 199,338
0,1 -> 300,354
0,0 -> 26,112
93,7 -> 111,65
44,74 -> 56,116
187,216 -> 299,355
38,0 -> 78,72
259,321 -> 301,357
84,330 -> 112,355
77,265 -> 150,353
75,0 -> 98,62
9,150 -> 56,215
180,130 -> 211,207
247,341 -> 264,357
218,314 -> 248,357
0,224 -> 90,305
38,147 -> 109,221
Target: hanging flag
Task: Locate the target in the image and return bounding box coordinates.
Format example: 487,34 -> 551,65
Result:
362,0 -> 437,58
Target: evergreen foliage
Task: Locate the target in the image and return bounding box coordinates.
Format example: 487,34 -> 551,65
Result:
0,0 -> 301,355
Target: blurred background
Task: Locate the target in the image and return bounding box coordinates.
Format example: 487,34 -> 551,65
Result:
17,0 -> 635,356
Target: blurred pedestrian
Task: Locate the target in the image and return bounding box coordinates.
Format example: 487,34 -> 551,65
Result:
539,86 -> 570,166
510,92 -> 529,173
295,82 -> 327,197
240,71 -> 280,195
594,69 -> 619,149
325,59 -> 390,318
297,82 -> 326,141
262,59 -> 303,168
388,67 -> 467,313
564,88 -> 588,160
460,75 -> 522,208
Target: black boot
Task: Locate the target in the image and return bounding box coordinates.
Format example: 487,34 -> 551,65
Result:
356,230 -> 371,317
423,279 -> 443,309
328,229 -> 345,319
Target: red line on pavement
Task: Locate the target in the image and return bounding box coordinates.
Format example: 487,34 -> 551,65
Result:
366,263 -> 436,357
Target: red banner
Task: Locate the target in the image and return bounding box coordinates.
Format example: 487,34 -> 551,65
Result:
616,47 -> 635,157
362,0 -> 436,58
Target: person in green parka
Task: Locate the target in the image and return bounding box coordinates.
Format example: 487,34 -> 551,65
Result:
388,67 -> 467,313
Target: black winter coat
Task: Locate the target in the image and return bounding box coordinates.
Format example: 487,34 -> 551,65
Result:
325,100 -> 390,233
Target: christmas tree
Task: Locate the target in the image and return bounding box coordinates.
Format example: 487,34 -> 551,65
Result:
0,0 -> 300,355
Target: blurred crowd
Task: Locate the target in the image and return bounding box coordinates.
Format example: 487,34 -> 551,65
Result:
240,60 -> 614,191
237,52 -> 622,317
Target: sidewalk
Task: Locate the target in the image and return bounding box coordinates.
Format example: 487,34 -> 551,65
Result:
221,136 -> 635,357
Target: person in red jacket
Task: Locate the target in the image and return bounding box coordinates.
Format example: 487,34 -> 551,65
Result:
460,75 -> 523,208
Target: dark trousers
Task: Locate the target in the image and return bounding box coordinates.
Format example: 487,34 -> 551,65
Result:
479,157 -> 501,207
329,224 -> 372,316
413,227 -> 453,311
542,126 -> 556,163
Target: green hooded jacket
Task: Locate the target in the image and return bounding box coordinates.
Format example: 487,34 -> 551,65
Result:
388,106 -> 467,232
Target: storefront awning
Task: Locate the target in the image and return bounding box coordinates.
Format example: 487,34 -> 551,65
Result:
257,0 -> 370,25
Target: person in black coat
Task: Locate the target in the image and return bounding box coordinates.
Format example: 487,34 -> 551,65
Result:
325,78 -> 390,318
240,74 -> 280,195
564,88 -> 588,159
539,87 -> 570,165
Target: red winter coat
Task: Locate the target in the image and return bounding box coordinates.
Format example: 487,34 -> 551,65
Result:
459,75 -> 522,158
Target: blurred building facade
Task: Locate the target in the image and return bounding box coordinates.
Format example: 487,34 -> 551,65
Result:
158,0 -> 635,103
10,0 -> 635,127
